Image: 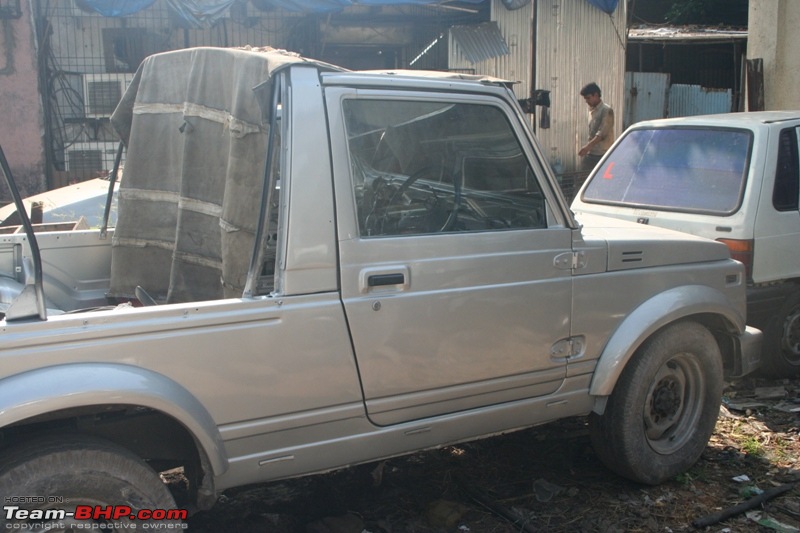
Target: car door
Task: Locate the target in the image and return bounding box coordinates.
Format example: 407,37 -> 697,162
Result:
326,88 -> 574,426
755,125 -> 800,282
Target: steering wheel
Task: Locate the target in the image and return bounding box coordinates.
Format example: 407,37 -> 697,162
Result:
362,171 -> 426,236
363,166 -> 469,235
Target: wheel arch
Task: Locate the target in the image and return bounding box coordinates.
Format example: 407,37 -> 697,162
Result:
0,363 -> 226,507
589,285 -> 743,401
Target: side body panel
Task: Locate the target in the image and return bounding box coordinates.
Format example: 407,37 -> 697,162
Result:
0,294 -> 364,486
570,220 -> 749,393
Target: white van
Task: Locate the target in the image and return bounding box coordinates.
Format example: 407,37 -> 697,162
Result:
572,111 -> 800,376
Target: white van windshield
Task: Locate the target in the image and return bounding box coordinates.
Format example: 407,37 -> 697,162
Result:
582,127 -> 752,214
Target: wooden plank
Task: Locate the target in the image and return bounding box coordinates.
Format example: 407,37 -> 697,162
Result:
746,58 -> 765,111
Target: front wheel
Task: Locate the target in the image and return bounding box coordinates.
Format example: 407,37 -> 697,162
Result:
0,434 -> 179,528
589,321 -> 723,485
761,290 -> 800,377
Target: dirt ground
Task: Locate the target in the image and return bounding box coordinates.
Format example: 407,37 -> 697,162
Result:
188,376 -> 800,533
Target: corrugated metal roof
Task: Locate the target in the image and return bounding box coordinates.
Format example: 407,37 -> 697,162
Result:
450,21 -> 510,64
628,26 -> 747,43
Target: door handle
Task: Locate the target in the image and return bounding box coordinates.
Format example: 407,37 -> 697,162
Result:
359,265 -> 410,293
368,273 -> 405,287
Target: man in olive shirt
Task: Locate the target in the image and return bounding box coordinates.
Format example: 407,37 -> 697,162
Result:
578,82 -> 615,172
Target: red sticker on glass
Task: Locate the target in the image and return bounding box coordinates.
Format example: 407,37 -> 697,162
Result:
603,162 -> 615,179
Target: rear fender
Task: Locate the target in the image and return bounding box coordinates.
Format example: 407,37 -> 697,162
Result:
589,285 -> 744,401
0,363 -> 227,475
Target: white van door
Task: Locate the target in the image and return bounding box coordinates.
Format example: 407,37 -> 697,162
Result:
753,126 -> 800,283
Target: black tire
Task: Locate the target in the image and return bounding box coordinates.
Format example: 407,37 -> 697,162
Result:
589,321 -> 723,485
0,434 -> 178,527
760,290 -> 800,377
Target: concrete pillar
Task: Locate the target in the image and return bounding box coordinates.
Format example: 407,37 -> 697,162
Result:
747,0 -> 800,110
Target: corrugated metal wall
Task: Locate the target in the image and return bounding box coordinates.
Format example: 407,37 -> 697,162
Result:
488,1 -> 533,100
534,0 -> 626,173
449,0 -> 626,174
668,84 -> 733,117
448,1 -> 533,100
624,71 -> 669,128
624,74 -> 733,125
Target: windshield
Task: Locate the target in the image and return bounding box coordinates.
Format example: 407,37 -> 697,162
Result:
581,127 -> 752,214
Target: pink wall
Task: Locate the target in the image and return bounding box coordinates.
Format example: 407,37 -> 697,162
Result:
0,1 -> 45,198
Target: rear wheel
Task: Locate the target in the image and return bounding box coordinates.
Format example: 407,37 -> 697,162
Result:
0,434 -> 178,528
761,290 -> 800,377
589,321 -> 723,485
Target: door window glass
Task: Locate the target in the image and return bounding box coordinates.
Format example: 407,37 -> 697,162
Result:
773,128 -> 800,211
343,100 -> 546,237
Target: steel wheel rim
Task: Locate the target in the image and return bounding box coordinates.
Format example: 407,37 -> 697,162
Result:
781,305 -> 800,364
644,353 -> 705,455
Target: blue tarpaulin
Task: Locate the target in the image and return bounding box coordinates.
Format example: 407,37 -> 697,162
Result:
77,0 -> 485,20
75,0 -> 157,17
259,0 -> 483,12
166,0 -> 238,27
75,0 -> 624,19
254,0 -> 352,12
586,0 -> 618,14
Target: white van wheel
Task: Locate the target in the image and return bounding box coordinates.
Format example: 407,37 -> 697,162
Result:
762,291 -> 800,377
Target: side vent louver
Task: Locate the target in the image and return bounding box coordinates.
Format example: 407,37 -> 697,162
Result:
621,250 -> 643,263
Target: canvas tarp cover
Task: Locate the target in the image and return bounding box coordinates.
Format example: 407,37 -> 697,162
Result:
109,47 -> 309,303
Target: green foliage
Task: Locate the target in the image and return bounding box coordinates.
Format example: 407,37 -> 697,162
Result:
674,465 -> 708,486
739,434 -> 765,457
663,0 -> 748,25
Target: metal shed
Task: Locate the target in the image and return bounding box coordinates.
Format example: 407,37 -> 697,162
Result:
450,0 -> 627,179
626,26 -> 748,125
